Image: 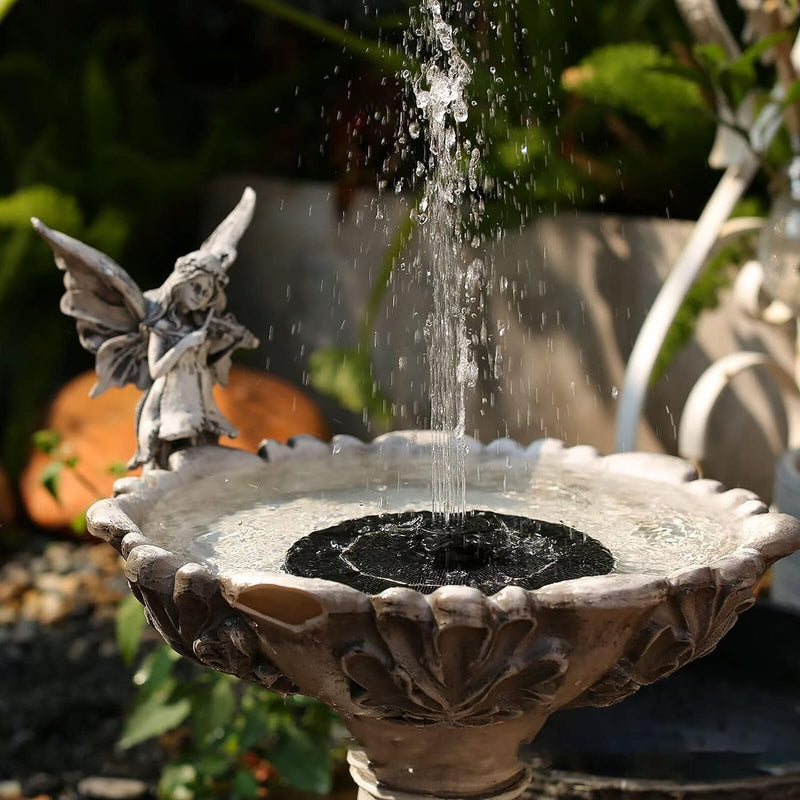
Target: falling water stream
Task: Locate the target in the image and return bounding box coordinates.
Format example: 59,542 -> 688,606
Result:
411,0 -> 478,522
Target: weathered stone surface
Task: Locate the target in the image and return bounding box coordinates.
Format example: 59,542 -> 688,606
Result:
77,776 -> 149,799
88,438 -> 800,800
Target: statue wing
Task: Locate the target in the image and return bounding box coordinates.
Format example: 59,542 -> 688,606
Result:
32,218 -> 152,397
201,186 -> 256,268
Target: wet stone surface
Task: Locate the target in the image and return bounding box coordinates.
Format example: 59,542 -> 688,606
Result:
284,510 -> 614,595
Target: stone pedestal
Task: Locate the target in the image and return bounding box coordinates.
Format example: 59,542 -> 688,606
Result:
347,716 -> 545,800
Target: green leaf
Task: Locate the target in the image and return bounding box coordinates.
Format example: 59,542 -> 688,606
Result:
190,754 -> 231,780
495,127 -> 550,171
308,346 -> 392,429
360,207 -> 417,350
107,460 -> 128,477
116,594 -> 147,667
191,676 -> 237,746
238,700 -> 271,752
231,768 -> 260,800
39,461 -> 63,502
133,645 -> 179,695
158,763 -> 197,800
782,80 -> 800,111
0,0 -> 20,23
242,0 -> 412,74
0,185 -> 83,232
70,510 -> 88,536
564,43 -> 708,134
119,695 -> 191,749
651,240 -> 744,384
32,429 -> 61,455
270,724 -> 332,794
738,31 -> 791,69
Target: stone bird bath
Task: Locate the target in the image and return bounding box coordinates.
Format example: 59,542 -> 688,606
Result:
86,432 -> 800,800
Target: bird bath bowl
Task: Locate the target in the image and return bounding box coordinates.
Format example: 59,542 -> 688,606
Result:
88,431 -> 800,800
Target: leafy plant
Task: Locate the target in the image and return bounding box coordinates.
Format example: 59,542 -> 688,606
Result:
116,597 -> 341,800
31,427 -> 107,533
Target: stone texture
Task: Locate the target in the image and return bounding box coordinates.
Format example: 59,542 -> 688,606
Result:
77,777 -> 149,800
87,437 -> 800,800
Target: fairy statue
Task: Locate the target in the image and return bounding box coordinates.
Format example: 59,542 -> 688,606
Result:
32,187 -> 260,471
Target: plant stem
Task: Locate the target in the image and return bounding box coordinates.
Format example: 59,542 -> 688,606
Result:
359,207 -> 417,353
764,5 -> 800,151
241,0 -> 414,75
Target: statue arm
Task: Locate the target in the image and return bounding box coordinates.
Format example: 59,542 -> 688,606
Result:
148,327 -> 205,380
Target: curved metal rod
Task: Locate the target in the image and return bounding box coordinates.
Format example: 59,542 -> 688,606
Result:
678,352 -> 800,467
615,157 -> 760,452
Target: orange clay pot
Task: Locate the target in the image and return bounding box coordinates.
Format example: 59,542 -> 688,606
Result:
20,366 -> 330,530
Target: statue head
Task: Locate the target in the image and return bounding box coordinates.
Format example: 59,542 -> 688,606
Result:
156,251 -> 229,315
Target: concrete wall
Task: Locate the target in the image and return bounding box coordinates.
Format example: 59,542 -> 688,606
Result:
205,176 -> 794,501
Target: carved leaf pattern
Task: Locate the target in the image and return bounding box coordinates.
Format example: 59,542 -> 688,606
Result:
126,547 -> 297,695
194,616 -> 298,695
341,593 -> 570,725
571,562 -> 760,708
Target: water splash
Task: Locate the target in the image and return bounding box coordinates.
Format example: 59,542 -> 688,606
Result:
410,0 -> 478,521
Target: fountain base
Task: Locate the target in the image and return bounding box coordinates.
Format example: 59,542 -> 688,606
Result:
346,715 -> 545,800
284,511 -> 614,595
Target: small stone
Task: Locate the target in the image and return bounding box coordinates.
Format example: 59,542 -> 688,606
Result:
40,592 -> 75,625
0,780 -> 23,799
0,602 -> 18,626
0,563 -> 30,603
86,545 -> 123,575
11,618 -> 37,643
44,542 -> 75,573
77,777 -> 148,800
67,636 -> 90,663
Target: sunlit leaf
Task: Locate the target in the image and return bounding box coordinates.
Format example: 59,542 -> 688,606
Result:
133,644 -> 180,695
0,0 -> 19,23
116,593 -> 147,667
564,44 -> 708,134
118,695 -> 191,749
0,185 -> 83,232
70,510 -> 88,536
158,763 -> 197,800
242,0 -> 413,74
39,461 -> 63,502
32,428 -> 61,455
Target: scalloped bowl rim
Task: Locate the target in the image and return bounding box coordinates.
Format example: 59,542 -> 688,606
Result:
86,431 -> 800,609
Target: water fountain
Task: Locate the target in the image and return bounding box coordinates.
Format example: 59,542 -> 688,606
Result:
33,2 -> 800,798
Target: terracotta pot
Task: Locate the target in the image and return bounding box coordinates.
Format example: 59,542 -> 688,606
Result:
20,366 -> 329,530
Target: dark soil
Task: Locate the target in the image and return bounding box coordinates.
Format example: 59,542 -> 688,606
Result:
0,612 -> 161,799
0,535 -> 161,800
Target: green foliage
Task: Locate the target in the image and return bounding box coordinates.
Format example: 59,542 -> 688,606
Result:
117,601 -> 338,799
309,346 -> 393,430
32,428 -> 61,455
564,44 -> 707,137
38,460 -> 62,501
651,240 -> 748,386
116,593 -> 148,667
0,0 -> 19,23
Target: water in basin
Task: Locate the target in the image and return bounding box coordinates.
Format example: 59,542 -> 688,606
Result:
141,448 -> 742,584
